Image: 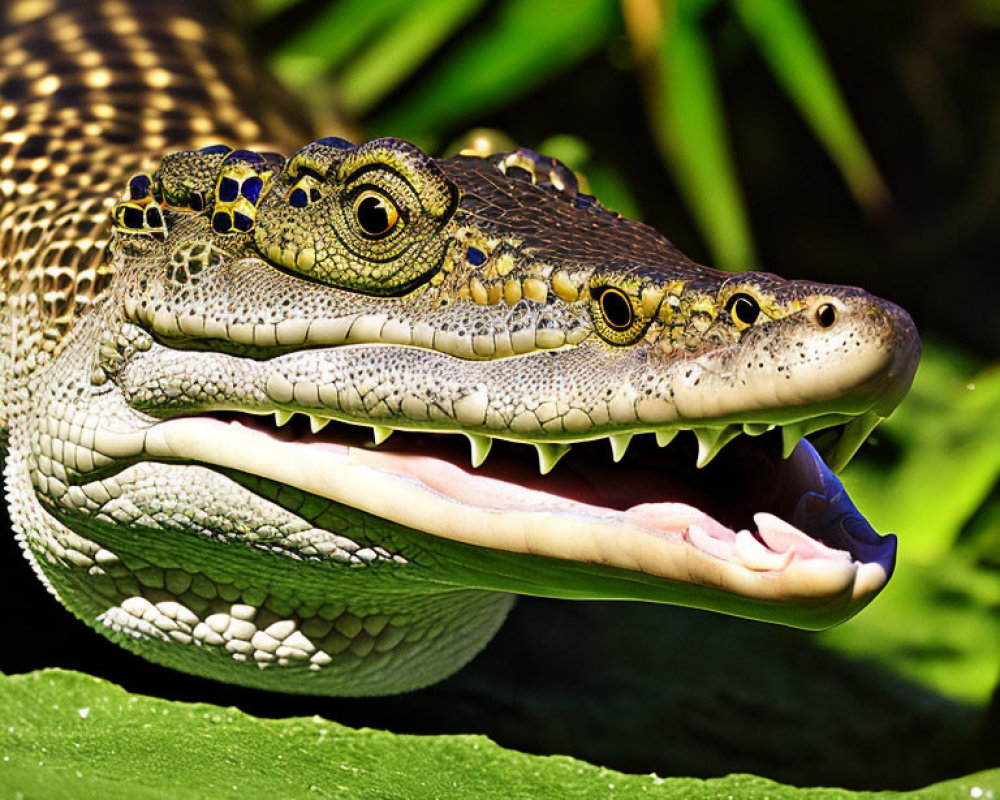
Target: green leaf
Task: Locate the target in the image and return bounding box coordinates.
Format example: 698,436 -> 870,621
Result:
339,0 -> 489,116
732,0 -> 889,212
1,669 -> 997,798
651,11 -> 757,269
271,0 -> 413,91
371,0 -> 620,145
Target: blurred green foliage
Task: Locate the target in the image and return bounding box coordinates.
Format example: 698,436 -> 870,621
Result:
652,0 -> 758,267
258,0 -> 885,270
824,343 -> 1000,703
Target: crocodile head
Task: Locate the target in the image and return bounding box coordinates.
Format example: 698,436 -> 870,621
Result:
21,137 -> 919,695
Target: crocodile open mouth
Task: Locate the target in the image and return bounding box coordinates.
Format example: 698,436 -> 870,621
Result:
152,409 -> 895,626
226,411 -> 845,538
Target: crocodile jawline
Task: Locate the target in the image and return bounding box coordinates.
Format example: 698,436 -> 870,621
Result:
194,411 -> 895,610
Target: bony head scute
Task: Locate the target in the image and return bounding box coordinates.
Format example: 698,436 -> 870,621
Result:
288,172 -> 323,208
210,149 -> 284,235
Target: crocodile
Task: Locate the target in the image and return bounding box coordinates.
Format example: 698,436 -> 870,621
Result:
0,0 -> 919,696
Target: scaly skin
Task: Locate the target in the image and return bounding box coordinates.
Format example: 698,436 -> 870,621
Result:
1,1 -> 920,695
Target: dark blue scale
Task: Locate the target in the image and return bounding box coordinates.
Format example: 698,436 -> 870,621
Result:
225,149 -> 266,166
212,212 -> 232,233
128,174 -> 152,200
466,247 -> 487,266
233,212 -> 253,232
218,177 -> 239,203
199,144 -> 232,155
289,187 -> 308,208
145,206 -> 163,228
241,176 -> 263,205
314,136 -> 355,150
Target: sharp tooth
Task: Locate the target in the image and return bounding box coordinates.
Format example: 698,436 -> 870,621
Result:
694,426 -> 741,468
372,426 -> 393,445
466,434 -> 492,468
827,411 -> 883,472
309,415 -> 331,433
781,414 -> 854,459
742,422 -> 772,437
810,427 -> 841,463
655,429 -> 677,448
535,442 -> 571,474
781,422 -> 807,458
274,410 -> 292,427
609,433 -> 633,463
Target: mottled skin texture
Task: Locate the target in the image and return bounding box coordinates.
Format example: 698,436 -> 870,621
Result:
1,1 -> 920,696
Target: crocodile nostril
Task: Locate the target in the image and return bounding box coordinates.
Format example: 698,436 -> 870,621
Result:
816,303 -> 837,329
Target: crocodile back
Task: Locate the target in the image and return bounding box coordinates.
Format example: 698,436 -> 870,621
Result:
0,0 -> 312,428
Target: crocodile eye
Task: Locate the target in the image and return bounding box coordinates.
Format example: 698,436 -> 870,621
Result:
725,293 -> 760,327
599,287 -> 634,330
816,303 -> 837,328
590,286 -> 648,346
353,190 -> 399,238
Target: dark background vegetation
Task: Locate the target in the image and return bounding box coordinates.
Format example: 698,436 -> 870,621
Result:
2,0 -> 999,792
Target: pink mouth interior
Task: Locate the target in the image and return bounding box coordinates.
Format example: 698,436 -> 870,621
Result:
220,412 -> 867,566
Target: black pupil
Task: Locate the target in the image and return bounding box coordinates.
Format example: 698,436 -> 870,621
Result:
729,294 -> 760,325
357,195 -> 392,235
600,289 -> 633,330
817,303 -> 837,328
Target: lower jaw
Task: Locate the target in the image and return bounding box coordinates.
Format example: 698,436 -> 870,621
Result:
110,410 -> 895,624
